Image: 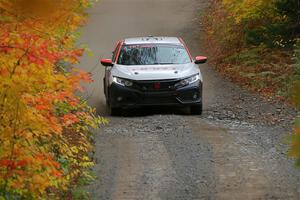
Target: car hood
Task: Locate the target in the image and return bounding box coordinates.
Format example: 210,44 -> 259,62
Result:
111,63 -> 199,81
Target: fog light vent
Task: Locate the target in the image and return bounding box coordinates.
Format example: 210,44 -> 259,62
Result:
193,93 -> 198,99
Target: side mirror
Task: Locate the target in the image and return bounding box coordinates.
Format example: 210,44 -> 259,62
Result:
195,56 -> 207,64
100,59 -> 113,67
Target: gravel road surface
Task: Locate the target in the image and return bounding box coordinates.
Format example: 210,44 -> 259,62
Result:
78,0 -> 300,199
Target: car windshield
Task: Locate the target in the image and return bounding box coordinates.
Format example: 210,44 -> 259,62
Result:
117,44 -> 191,65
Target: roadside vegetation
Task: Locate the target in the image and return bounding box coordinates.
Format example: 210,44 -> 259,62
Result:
203,0 -> 300,167
203,0 -> 299,101
0,0 -> 106,199
289,47 -> 300,167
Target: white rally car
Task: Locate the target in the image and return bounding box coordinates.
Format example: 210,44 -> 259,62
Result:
100,36 -> 207,116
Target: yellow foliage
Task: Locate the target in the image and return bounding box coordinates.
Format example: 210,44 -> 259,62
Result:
222,0 -> 277,24
0,0 -> 102,199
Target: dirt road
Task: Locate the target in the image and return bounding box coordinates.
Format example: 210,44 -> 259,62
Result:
78,0 -> 300,199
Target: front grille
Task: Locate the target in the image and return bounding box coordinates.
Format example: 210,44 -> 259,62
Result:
142,96 -> 178,105
132,79 -> 180,92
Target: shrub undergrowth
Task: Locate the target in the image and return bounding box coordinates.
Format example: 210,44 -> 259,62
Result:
0,0 -> 107,199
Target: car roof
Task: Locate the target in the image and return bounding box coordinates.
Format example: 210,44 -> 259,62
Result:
123,36 -> 183,45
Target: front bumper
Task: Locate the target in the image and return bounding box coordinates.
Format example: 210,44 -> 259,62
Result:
108,81 -> 202,108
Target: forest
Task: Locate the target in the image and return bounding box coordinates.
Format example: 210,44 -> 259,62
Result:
0,0 -> 106,199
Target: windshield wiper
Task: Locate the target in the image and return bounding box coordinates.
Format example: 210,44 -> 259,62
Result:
153,62 -> 175,65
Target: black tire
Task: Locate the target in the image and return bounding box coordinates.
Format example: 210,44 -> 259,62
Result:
109,106 -> 121,116
107,102 -> 122,116
106,90 -> 120,116
190,103 -> 203,115
103,78 -> 106,96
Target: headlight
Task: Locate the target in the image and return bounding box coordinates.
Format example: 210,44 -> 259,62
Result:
113,77 -> 133,87
175,74 -> 200,88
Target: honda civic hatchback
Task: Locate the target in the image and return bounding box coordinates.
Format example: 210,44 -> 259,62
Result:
100,36 -> 207,116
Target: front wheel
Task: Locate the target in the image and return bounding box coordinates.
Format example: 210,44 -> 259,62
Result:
190,103 -> 203,115
106,97 -> 121,116
110,107 -> 122,116
107,103 -> 122,116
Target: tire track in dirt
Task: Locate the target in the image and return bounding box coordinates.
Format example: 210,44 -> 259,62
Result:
189,118 -> 271,199
111,135 -> 175,200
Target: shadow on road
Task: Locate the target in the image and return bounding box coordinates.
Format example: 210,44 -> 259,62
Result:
98,105 -> 192,117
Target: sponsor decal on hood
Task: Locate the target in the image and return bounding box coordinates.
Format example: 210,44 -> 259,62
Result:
129,66 -> 177,71
111,63 -> 200,81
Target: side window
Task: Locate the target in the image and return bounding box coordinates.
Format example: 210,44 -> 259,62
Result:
112,42 -> 121,63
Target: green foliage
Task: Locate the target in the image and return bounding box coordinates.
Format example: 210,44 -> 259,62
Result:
224,45 -> 266,65
208,0 -> 299,49
203,0 -> 299,97
276,0 -> 300,31
294,43 -> 300,76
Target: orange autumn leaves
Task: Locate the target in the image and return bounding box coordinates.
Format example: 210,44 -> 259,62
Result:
0,0 -> 104,199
